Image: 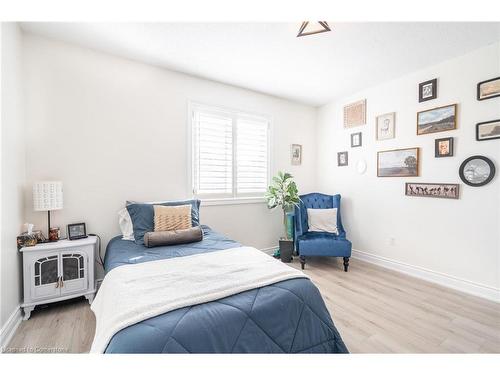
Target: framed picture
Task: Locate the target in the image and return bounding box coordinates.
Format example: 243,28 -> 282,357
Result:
351,132 -> 362,147
291,144 -> 302,165
376,112 -> 395,140
477,76 -> 500,101
405,183 -> 459,199
417,104 -> 457,135
459,156 -> 496,187
67,222 -> 88,240
418,78 -> 437,102
377,147 -> 419,177
476,119 -> 500,141
343,99 -> 366,128
337,151 -> 348,166
435,137 -> 454,157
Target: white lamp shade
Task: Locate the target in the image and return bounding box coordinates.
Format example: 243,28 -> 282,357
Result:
33,181 -> 63,211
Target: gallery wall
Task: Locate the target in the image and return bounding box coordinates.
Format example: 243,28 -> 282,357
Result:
317,42 -> 500,298
22,33 -> 318,263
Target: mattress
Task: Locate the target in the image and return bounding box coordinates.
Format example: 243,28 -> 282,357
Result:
102,225 -> 348,353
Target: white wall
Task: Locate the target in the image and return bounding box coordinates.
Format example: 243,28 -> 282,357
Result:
22,34 -> 318,261
317,42 -> 500,294
1,23 -> 25,328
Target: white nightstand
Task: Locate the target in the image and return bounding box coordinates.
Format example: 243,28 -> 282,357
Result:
20,236 -> 97,320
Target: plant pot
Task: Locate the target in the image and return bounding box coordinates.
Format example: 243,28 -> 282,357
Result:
279,239 -> 294,263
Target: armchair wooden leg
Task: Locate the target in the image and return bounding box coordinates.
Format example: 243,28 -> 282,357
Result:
299,256 -> 306,270
343,257 -> 350,272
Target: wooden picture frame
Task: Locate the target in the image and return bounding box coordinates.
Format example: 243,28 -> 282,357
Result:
417,104 -> 457,135
476,119 -> 500,141
477,76 -> 500,101
343,99 -> 366,128
405,183 -> 459,199
418,78 -> 437,102
376,112 -> 395,140
435,137 -> 454,158
377,147 -> 419,177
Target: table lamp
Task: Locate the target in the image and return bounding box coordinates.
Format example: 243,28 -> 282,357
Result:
33,181 -> 63,241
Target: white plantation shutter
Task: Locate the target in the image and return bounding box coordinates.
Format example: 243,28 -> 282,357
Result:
192,109 -> 233,196
236,117 -> 269,194
191,103 -> 270,199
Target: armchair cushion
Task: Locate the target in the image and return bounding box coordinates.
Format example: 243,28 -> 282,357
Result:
297,232 -> 352,257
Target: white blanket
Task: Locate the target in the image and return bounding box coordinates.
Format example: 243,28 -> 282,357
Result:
90,246 -> 307,353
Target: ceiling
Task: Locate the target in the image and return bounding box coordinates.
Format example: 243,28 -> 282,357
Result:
20,22 -> 500,106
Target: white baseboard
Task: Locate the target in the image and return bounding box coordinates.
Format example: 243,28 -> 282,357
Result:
0,306 -> 22,351
352,249 -> 500,303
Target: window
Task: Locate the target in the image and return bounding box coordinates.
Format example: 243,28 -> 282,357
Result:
191,103 -> 270,201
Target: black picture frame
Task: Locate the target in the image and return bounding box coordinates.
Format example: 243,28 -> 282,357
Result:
337,151 -> 348,166
477,76 -> 500,101
418,78 -> 437,102
459,156 -> 496,187
351,132 -> 362,147
476,119 -> 500,141
67,222 -> 88,240
435,137 -> 454,157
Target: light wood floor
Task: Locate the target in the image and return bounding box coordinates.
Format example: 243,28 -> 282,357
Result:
6,257 -> 500,353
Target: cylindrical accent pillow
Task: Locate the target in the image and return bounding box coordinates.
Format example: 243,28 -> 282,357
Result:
143,226 -> 203,248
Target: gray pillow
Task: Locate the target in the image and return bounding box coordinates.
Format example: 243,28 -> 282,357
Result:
143,226 -> 203,248
126,199 -> 201,245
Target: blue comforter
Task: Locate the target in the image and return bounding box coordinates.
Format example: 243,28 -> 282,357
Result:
103,226 -> 348,353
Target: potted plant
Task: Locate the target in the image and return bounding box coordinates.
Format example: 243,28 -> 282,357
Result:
264,171 -> 300,262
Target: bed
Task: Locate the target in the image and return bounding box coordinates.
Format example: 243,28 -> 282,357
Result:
101,225 -> 348,353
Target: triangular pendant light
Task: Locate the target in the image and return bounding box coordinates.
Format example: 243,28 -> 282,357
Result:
297,21 -> 331,37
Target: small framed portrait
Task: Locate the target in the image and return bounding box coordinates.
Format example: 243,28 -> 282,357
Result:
376,112 -> 395,140
67,223 -> 88,240
337,151 -> 348,167
435,137 -> 454,157
291,144 -> 302,165
459,156 -> 496,187
351,132 -> 362,147
476,119 -> 500,141
477,76 -> 500,101
418,78 -> 437,102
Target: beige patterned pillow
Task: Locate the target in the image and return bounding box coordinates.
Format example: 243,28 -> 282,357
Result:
154,205 -> 192,232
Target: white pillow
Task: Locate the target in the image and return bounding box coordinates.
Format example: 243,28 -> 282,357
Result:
307,208 -> 338,234
118,208 -> 135,241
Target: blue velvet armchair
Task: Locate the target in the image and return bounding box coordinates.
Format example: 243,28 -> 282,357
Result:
294,193 -> 352,271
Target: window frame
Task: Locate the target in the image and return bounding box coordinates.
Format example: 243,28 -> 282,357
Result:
188,101 -> 272,205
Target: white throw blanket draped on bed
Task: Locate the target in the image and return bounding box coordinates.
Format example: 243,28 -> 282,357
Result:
90,246 -> 307,353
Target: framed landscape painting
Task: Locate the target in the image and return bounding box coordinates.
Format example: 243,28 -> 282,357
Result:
477,76 -> 500,101
417,104 -> 457,135
476,119 -> 500,141
377,147 -> 419,177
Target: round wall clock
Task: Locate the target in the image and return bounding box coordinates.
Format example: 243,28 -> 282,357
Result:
459,155 -> 496,187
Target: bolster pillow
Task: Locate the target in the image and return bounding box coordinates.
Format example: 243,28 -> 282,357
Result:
143,226 -> 203,248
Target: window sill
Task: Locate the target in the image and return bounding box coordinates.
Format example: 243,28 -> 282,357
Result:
200,197 -> 267,206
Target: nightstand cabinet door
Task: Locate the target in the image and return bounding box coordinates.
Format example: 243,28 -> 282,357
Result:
60,250 -> 88,296
31,254 -> 61,300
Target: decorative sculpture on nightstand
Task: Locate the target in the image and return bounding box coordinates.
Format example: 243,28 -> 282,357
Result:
294,193 -> 352,271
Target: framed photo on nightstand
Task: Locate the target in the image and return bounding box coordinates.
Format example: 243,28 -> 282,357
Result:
68,223 -> 88,240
